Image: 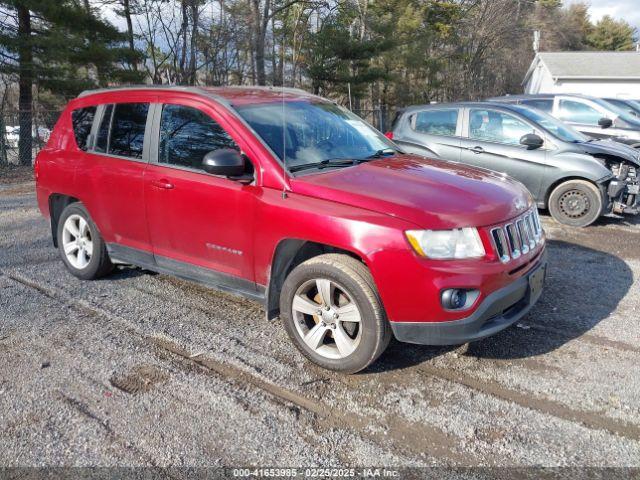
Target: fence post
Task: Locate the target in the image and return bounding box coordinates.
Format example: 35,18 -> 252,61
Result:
0,113 -> 6,165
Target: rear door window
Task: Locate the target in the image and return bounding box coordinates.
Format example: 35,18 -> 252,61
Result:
158,104 -> 238,170
71,106 -> 97,151
413,109 -> 459,136
108,103 -> 149,159
520,99 -> 553,114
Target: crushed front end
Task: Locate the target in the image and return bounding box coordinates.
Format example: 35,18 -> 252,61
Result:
607,161 -> 640,216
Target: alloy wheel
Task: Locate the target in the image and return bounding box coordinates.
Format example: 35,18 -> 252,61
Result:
61,214 -> 94,270
291,278 -> 362,360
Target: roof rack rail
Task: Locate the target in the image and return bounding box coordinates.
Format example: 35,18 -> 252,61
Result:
77,85 -> 204,98
78,84 -> 315,99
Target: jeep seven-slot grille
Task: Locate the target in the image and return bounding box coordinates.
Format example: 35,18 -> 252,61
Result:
490,209 -> 543,263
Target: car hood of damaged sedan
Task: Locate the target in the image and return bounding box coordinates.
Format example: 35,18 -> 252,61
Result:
291,154 -> 534,230
577,139 -> 640,167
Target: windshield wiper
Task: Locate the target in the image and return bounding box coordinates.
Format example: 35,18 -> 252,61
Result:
365,148 -> 397,159
289,158 -> 356,173
289,150 -> 399,173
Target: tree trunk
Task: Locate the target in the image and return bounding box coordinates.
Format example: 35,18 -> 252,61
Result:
179,0 -> 189,83
188,0 -> 199,84
17,3 -> 32,166
249,0 -> 268,86
122,0 -> 138,71
0,85 -> 7,165
254,34 -> 266,85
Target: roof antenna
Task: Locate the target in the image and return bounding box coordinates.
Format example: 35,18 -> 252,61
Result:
281,34 -> 288,199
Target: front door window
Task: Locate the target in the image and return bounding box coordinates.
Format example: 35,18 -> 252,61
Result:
469,110 -> 533,146
159,104 -> 239,170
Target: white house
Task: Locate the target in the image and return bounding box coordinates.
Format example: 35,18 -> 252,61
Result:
523,51 -> 640,98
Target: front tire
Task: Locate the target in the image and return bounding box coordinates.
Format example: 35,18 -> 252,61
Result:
57,203 -> 113,280
548,179 -> 603,227
280,254 -> 391,374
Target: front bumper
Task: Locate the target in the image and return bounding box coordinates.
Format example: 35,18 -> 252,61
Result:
608,180 -> 640,215
390,251 -> 547,346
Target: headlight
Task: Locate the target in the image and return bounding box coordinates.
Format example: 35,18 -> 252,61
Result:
405,228 -> 485,259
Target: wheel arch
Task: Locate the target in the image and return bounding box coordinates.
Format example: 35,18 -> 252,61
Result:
542,175 -> 606,210
265,239 -> 367,320
48,194 -> 80,247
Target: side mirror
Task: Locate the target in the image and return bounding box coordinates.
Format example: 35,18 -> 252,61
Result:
520,133 -> 544,150
202,149 -> 246,177
598,117 -> 613,129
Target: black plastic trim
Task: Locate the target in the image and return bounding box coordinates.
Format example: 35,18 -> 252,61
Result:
106,243 -> 266,304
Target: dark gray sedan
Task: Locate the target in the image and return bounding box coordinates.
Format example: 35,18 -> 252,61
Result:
388,102 -> 639,227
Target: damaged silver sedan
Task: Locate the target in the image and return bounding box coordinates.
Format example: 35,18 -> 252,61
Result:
388,101 -> 640,227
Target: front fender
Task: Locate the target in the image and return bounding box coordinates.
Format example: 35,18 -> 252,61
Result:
541,153 -> 614,204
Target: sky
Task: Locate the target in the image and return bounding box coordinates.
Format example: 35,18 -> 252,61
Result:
99,2 -> 640,38
565,0 -> 640,32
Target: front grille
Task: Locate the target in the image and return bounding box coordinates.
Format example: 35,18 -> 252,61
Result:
490,209 -> 543,263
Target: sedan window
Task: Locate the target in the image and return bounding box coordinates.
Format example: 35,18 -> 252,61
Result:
469,110 -> 533,146
520,99 -> 553,114
413,109 -> 458,136
558,100 -> 602,125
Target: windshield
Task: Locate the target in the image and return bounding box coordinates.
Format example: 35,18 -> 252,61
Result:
235,101 -> 398,171
513,105 -> 588,143
627,100 -> 640,113
608,98 -> 640,116
593,98 -> 640,126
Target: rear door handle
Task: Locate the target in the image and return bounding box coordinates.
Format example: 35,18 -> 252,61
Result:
151,179 -> 174,190
470,146 -> 484,154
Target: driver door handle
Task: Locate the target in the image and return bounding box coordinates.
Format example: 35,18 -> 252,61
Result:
470,146 -> 484,154
151,179 -> 174,190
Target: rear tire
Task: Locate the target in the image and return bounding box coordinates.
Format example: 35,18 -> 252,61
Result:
548,179 -> 603,227
57,203 -> 113,280
280,254 -> 391,374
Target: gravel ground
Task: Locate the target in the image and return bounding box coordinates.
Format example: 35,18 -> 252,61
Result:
1,176 -> 640,469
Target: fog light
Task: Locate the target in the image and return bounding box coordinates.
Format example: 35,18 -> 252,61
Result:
441,289 -> 479,310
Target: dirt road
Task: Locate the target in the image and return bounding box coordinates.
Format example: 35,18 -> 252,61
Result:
1,176 -> 639,468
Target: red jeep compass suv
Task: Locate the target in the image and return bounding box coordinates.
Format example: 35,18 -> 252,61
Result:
35,86 -> 547,373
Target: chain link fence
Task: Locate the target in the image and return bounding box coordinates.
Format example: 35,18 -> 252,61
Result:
352,107 -> 390,133
0,110 -> 62,166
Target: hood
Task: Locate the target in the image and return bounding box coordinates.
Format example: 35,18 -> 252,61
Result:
290,154 -> 534,229
579,139 -> 640,167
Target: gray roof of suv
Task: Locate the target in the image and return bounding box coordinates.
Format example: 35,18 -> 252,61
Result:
400,101 -> 526,115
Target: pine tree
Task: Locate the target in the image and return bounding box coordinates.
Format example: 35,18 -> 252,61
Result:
0,0 -> 144,164
587,16 -> 637,51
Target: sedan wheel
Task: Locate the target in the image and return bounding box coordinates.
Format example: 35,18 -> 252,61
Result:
558,190 -> 591,220
548,179 -> 602,228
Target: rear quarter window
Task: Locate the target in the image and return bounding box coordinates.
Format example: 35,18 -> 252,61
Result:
71,106 -> 97,151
